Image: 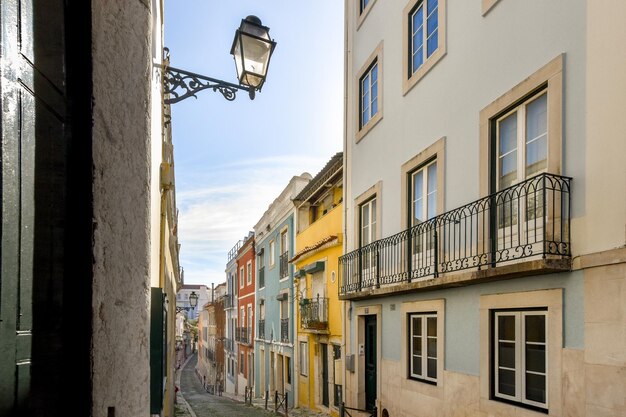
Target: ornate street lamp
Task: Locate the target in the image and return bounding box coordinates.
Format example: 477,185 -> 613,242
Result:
176,291 -> 199,313
162,15 -> 276,104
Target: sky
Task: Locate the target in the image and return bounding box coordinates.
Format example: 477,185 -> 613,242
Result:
165,1 -> 345,287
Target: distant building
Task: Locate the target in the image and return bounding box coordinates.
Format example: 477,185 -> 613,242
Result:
254,173 -> 312,406
291,152 -> 344,413
177,284 -> 210,320
224,239 -> 242,396
236,232 -> 256,393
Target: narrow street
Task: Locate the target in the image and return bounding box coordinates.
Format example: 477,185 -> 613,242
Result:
178,354 -> 272,417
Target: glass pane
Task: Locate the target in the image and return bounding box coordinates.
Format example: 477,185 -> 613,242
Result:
525,373 -> 546,403
499,112 -> 518,155
427,317 -> 436,337
427,338 -> 437,358
498,315 -> 516,340
413,6 -> 424,34
526,135 -> 547,176
427,163 -> 437,193
427,358 -> 437,379
499,153 -> 517,188
498,369 -> 516,396
413,47 -> 424,72
413,316 -> 422,335
526,94 -> 547,141
427,0 -> 438,16
525,344 -> 546,373
371,200 -> 377,240
427,194 -> 436,220
412,355 -> 422,375
371,81 -> 378,103
413,336 -> 422,355
498,342 -> 515,368
371,97 -> 378,117
525,315 -> 546,343
371,64 -> 378,82
427,29 -> 438,57
427,8 -> 438,36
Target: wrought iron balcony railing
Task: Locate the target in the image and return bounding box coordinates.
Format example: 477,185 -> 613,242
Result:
235,327 -> 251,345
258,319 -> 265,339
259,266 -> 265,288
223,294 -> 234,309
224,337 -> 234,352
339,173 -> 571,296
300,296 -> 329,331
280,318 -> 289,343
279,252 -> 289,278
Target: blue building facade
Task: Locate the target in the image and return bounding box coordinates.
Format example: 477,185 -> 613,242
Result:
253,174 -> 311,407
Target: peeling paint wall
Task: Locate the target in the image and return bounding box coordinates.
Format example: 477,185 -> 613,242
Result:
91,0 -> 154,415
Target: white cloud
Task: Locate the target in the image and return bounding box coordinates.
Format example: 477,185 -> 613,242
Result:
177,154 -> 329,286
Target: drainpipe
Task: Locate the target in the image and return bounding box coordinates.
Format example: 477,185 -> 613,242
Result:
342,0 -> 350,408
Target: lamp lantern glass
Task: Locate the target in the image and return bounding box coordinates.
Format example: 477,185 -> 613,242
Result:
230,15 -> 276,90
189,291 -> 199,308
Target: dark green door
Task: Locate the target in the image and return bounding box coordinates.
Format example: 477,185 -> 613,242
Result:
364,315 -> 377,411
0,0 -> 38,411
321,343 -> 329,407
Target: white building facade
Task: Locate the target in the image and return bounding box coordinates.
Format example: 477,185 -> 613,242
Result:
342,0 -> 626,416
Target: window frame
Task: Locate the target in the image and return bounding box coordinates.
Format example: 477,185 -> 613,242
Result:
269,240 -> 276,267
408,312 -> 438,384
492,309 -> 548,410
247,260 -> 252,285
355,42 -> 383,143
479,289 -> 562,416
402,0 -> 446,95
239,266 -> 245,289
353,181 -> 382,251
356,0 -> 378,30
300,341 -> 308,376
401,299 -> 444,394
480,55 -> 563,198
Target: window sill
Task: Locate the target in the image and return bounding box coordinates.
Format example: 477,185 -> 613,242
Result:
403,47 -> 446,96
355,110 -> 383,144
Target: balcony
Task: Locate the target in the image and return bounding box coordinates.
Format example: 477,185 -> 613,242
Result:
259,266 -> 265,288
280,318 -> 289,343
279,252 -> 289,278
224,337 -> 234,352
235,327 -> 251,345
340,173 -> 572,299
223,295 -> 234,309
258,319 -> 265,339
300,296 -> 329,331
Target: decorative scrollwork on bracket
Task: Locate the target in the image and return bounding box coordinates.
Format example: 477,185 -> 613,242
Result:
160,64 -> 252,104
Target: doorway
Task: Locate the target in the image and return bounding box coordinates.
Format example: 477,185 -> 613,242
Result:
364,315 -> 377,411
321,343 -> 329,407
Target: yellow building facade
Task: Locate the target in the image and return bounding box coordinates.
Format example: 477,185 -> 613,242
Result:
291,153 -> 343,415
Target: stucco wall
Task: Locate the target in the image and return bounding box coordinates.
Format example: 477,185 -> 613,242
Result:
91,0 -> 154,415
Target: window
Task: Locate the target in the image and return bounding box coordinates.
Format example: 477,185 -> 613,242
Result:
479,289 -> 562,416
280,230 -> 288,255
360,197 -> 377,247
408,313 -> 438,383
360,0 -> 370,13
286,356 -> 292,385
479,54 -> 563,198
247,305 -> 253,331
355,43 -> 383,142
493,310 -> 547,409
269,240 -> 275,267
409,0 -> 438,74
360,61 -> 378,129
239,266 -> 245,289
402,0 -> 446,94
240,351 -> 244,373
300,342 -> 308,376
410,160 -> 437,226
247,261 -> 252,285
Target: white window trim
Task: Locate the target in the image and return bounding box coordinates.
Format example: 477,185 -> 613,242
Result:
300,341 -> 308,377
402,0 -> 447,95
493,310 -> 548,409
355,42 -> 384,143
401,299 -> 444,397
356,0 -> 378,30
479,289 -> 562,416
247,260 -> 252,285
269,239 -> 276,268
408,312 -> 438,383
239,266 -> 245,289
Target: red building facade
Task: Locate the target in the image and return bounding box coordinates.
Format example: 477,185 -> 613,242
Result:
235,233 -> 255,392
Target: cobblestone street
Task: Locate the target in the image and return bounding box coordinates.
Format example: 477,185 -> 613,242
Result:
176,354 -> 325,417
